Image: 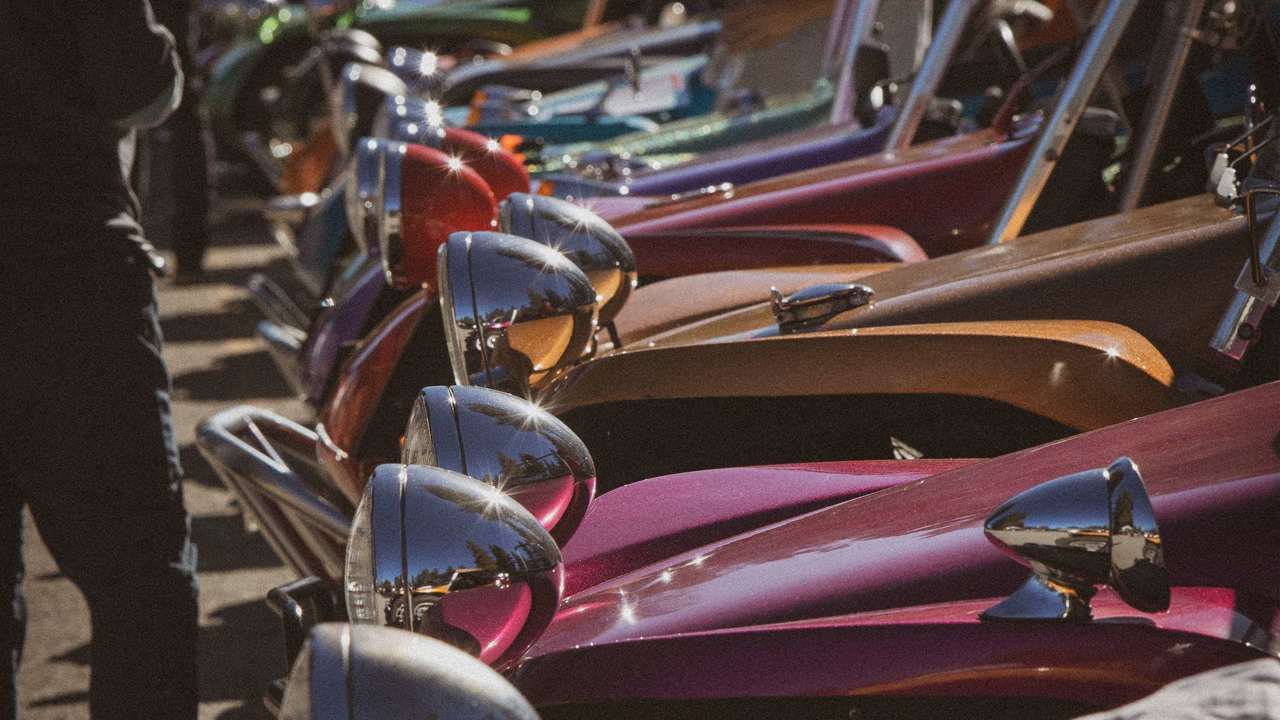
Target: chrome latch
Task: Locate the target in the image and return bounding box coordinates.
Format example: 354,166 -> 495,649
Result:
770,282 -> 873,331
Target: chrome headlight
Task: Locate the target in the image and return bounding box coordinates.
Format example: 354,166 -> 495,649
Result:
501,192 -> 636,326
344,465 -> 563,666
344,137 -> 388,252
376,143 -> 499,289
403,385 -> 596,544
329,62 -> 408,155
281,624 -> 539,719
387,46 -> 445,95
438,231 -> 598,397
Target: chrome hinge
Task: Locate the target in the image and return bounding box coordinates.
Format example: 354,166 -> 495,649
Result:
770,282 -> 874,332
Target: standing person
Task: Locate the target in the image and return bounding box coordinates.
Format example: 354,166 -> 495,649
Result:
154,0 -> 213,281
0,2 -> 199,719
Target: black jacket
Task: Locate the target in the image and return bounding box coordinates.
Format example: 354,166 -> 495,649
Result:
0,0 -> 182,259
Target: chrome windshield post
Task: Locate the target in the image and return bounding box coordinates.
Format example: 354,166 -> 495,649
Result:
829,0 -> 884,124
1117,0 -> 1209,211
883,0 -> 978,152
985,0 -> 1138,244
1210,188 -> 1280,362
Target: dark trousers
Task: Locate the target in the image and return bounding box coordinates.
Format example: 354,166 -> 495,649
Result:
156,0 -> 211,273
0,239 -> 198,719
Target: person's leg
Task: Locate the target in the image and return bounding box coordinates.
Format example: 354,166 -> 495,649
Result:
11,250 -> 197,720
0,484 -> 25,720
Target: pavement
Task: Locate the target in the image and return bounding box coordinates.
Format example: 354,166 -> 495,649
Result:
15,164 -> 307,719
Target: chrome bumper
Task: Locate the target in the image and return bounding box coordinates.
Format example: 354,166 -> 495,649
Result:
196,406 -> 353,581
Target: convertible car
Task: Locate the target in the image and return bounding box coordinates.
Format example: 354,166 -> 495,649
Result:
266,375 -> 1280,718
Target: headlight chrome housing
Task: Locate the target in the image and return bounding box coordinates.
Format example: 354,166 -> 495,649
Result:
377,142 -> 500,289
403,385 -> 596,544
501,192 -> 636,326
438,231 -> 598,397
344,465 -> 563,667
329,62 -> 408,155
281,624 -> 539,719
344,137 -> 388,253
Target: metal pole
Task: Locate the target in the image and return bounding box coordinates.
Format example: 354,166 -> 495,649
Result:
985,0 -> 1138,245
830,0 -> 884,123
884,0 -> 979,152
1117,0 -> 1206,211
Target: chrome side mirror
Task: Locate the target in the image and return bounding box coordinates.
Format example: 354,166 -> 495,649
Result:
500,193 -> 637,327
402,385 -> 596,544
344,465 -> 562,667
981,457 -> 1169,622
280,624 -> 539,720
438,232 -> 598,397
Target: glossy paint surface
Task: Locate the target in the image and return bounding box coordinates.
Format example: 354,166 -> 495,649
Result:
618,112 -> 894,197
516,587 -> 1269,709
638,194 -> 1246,372
597,122 -> 1040,279
543,319 -> 1183,433
319,291 -> 429,504
523,381 -> 1280,664
299,259 -> 386,405
560,459 -> 975,597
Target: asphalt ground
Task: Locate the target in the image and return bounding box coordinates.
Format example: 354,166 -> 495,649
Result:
15,150 -> 303,718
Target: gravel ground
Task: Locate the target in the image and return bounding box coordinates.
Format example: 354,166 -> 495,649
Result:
15,167 -> 306,719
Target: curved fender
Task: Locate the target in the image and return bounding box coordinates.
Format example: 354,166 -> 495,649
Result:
515,588 -> 1267,710
622,224 -> 926,280
613,262 -> 899,345
542,320 -> 1182,432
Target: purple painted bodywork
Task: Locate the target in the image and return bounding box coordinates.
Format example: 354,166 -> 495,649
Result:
513,382 -> 1280,707
561,459 -> 975,596
516,587 -> 1266,710
297,259 -> 386,405
549,112 -> 896,199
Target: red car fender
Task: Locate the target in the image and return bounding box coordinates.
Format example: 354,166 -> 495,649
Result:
441,126 -> 531,201
620,223 -> 926,281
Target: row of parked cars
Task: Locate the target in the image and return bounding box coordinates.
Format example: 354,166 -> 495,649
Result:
193,0 -> 1280,717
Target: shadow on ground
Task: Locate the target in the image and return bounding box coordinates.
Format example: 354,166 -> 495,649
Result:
173,351 -> 294,401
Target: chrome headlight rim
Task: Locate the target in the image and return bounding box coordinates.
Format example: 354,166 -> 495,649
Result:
376,141 -> 408,285
345,137 -> 386,252
342,464 -> 563,666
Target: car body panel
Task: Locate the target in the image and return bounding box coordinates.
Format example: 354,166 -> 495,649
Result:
517,588 -> 1269,710
636,194 -> 1245,373
560,458 -> 975,597
521,380 -> 1280,663
541,319 -> 1182,433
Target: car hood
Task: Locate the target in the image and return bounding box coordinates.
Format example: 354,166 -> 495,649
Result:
520,380 -> 1280,660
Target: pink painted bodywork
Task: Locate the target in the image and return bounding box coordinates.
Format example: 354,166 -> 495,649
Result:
516,587 -> 1268,710
514,382 -> 1280,707
561,459 -> 975,596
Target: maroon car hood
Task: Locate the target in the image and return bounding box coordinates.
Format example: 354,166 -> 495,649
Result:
523,382 -> 1280,660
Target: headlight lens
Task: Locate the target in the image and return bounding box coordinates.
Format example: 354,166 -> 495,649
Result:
343,468 -> 403,626
400,392 -> 437,467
